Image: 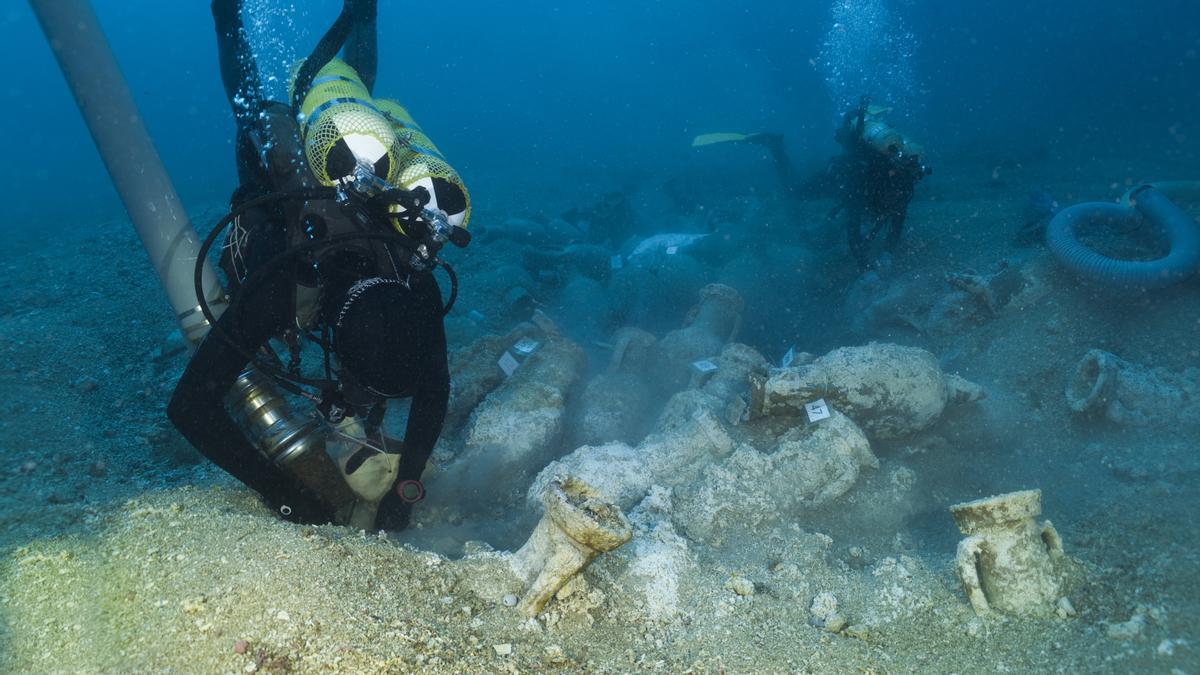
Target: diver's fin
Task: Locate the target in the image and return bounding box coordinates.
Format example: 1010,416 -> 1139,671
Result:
692,132 -> 753,147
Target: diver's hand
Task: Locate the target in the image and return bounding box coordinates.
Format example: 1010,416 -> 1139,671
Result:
376,488 -> 415,531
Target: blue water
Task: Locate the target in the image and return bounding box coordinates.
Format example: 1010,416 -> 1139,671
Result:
8,0 -> 1197,233
3,1 -> 1200,669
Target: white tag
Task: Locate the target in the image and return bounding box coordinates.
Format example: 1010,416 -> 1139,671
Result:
498,351 -> 520,376
513,338 -> 540,356
610,254 -> 624,270
781,346 -> 796,368
691,359 -> 719,374
666,246 -> 679,255
805,398 -> 831,423
469,309 -> 486,322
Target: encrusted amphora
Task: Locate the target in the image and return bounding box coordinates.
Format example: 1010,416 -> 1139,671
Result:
950,489 -> 1080,617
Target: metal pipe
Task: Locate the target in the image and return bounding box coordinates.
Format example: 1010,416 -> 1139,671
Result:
29,0 -> 227,344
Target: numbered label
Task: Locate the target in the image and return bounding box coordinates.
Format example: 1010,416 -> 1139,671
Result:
781,346 -> 796,368
666,246 -> 679,255
513,338 -> 540,356
498,351 -> 520,377
805,398 -> 831,423
691,359 -> 719,374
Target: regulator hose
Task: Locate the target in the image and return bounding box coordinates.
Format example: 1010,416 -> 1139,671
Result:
193,190 -> 461,397
1045,185 -> 1200,290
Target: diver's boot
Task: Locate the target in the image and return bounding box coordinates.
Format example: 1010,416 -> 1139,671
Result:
257,481 -> 336,524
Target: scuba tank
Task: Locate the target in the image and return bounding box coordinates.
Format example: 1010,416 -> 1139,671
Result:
861,117 -> 930,174
376,98 -> 472,232
376,96 -> 470,234
862,118 -> 905,156
291,59 -> 472,238
291,58 -> 404,188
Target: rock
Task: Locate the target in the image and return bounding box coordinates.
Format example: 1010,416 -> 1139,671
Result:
531,405 -> 736,512
809,592 -> 845,632
461,333 -> 586,477
613,488 -> 695,620
502,594 -> 518,607
155,329 -> 188,361
673,411 -> 877,542
726,575 -> 755,597
233,639 -> 249,655
1106,613 -> 1146,641
74,376 -> 99,394
1056,597 -> 1077,619
823,613 -> 848,633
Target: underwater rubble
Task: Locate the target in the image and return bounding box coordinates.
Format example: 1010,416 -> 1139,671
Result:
2,176 -> 1200,673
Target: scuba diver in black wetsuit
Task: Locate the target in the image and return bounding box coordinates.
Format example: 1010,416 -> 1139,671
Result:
695,96 -> 930,269
823,96 -> 931,269
168,0 -> 471,530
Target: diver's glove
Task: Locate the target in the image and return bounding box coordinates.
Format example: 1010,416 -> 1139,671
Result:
376,493 -> 414,531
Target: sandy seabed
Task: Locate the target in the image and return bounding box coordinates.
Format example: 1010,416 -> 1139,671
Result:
1,155 -> 1198,673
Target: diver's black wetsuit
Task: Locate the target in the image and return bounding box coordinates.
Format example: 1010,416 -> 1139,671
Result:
828,105 -> 924,268
758,103 -> 926,268
168,0 -> 449,526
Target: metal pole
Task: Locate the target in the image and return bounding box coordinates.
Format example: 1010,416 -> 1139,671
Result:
29,0 -> 227,344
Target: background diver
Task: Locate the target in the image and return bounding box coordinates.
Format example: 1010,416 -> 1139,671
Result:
168,0 -> 471,530
694,95 -> 931,269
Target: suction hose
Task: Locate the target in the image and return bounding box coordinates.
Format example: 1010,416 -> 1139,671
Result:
1046,185 -> 1200,290
30,0 -> 228,344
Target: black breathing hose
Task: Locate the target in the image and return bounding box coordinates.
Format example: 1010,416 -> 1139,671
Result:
290,4 -> 356,114
195,189 -> 338,397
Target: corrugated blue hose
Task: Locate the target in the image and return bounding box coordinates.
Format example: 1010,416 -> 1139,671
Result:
1046,186 -> 1200,289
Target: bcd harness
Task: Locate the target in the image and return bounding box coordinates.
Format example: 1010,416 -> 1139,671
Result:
194,102 -> 467,421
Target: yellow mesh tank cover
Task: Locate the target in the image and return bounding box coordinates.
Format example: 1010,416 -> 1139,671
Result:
291,59 -> 404,186
377,99 -> 471,232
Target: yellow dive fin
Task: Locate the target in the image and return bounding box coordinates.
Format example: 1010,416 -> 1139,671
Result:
692,132 -> 752,147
